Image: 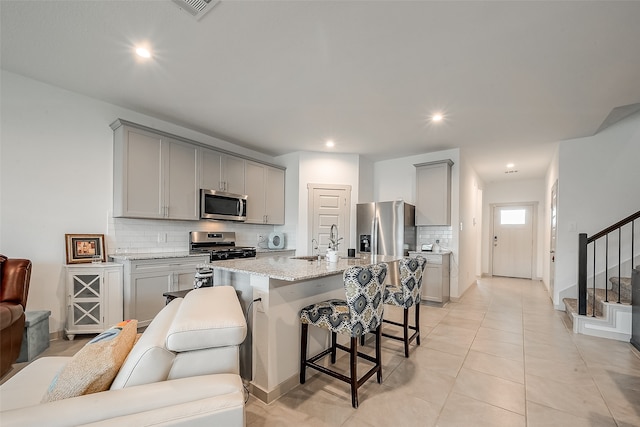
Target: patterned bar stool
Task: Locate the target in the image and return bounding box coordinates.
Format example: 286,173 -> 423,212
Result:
299,262 -> 388,408
382,256 -> 426,357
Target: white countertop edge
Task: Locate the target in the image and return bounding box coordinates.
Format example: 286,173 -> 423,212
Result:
109,252 -> 208,261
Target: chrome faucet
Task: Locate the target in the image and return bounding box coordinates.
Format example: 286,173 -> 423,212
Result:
311,238 -> 321,263
329,224 -> 342,251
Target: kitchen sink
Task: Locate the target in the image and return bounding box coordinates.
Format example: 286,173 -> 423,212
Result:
290,255 -> 324,261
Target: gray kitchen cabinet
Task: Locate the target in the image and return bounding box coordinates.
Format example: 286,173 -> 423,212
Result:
112,122 -> 199,220
116,256 -> 208,327
201,148 -> 245,195
409,252 -> 450,303
414,159 -> 453,226
244,160 -> 285,225
64,263 -> 123,340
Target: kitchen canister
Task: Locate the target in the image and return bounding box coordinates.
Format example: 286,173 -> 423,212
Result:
194,264 -> 214,288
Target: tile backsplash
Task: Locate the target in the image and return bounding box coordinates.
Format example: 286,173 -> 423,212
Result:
106,212 -> 290,254
417,225 -> 452,250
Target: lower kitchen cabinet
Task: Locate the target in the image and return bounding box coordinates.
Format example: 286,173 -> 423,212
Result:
115,255 -> 208,327
409,252 -> 451,304
65,263 -> 123,340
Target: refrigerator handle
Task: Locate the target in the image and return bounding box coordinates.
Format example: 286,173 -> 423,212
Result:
371,216 -> 377,257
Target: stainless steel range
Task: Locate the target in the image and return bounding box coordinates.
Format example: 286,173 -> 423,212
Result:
189,231 -> 256,261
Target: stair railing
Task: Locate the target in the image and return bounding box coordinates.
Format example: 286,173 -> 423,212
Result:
578,210 -> 640,316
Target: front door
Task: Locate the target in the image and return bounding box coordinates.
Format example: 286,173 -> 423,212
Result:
492,204 -> 534,279
308,184 -> 351,256
550,180 -> 558,298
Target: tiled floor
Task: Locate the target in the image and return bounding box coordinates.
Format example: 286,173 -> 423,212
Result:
3,277 -> 639,426
246,277 -> 640,426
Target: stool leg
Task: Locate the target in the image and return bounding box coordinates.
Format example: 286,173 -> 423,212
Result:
331,332 -> 337,364
300,323 -> 308,384
350,336 -> 358,408
360,334 -> 365,346
375,324 -> 383,383
403,307 -> 410,358
415,302 -> 421,346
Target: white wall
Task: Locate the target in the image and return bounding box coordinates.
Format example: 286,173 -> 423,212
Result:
0,71 -> 280,333
357,156 -> 374,203
458,152 -> 483,297
553,111 -> 640,307
481,178 -> 546,280
544,148 -> 560,300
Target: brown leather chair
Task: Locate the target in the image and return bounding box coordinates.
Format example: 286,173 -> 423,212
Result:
0,255 -> 32,378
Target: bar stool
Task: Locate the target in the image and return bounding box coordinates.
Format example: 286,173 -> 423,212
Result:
382,256 -> 426,357
299,262 -> 388,408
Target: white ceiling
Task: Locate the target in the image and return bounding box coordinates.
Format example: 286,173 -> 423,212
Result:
2,1 -> 639,183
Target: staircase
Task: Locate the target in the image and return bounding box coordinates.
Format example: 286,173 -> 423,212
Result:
564,210 -> 639,342
564,276 -> 632,341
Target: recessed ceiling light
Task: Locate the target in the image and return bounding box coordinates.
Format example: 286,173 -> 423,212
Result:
135,47 -> 152,59
325,140 -> 335,148
431,113 -> 443,122
506,163 -> 515,168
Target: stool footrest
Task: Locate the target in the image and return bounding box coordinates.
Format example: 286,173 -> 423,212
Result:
305,352 -> 380,389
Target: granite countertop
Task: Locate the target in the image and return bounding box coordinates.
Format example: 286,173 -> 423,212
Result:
408,250 -> 452,255
255,248 -> 295,253
209,254 -> 401,282
109,252 -> 209,261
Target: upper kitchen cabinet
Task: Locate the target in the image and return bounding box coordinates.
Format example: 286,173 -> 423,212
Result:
201,148 -> 245,195
244,161 -> 285,225
414,159 -> 453,226
112,121 -> 199,220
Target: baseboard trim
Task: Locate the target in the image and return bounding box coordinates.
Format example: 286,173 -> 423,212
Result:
49,330 -> 64,341
250,373 -> 300,404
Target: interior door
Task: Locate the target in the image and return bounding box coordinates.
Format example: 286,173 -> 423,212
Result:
550,180 -> 558,297
308,185 -> 350,256
492,205 -> 534,279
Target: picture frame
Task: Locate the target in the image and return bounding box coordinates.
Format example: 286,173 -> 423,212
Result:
65,234 -> 106,264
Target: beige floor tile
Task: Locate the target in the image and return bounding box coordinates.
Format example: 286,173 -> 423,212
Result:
525,373 -> 611,419
345,387 -> 441,427
452,367 -> 526,414
526,401 -> 617,427
411,347 -> 466,378
587,363 -> 640,426
423,334 -> 473,357
446,307 -> 486,322
463,350 -> 524,384
483,310 -> 523,324
437,392 -> 525,427
475,326 -> 523,345
383,359 -> 456,407
438,315 -> 483,331
430,323 -> 478,341
523,329 -> 576,349
481,317 -> 523,335
470,337 -> 524,362
524,354 -> 594,386
524,340 -> 582,362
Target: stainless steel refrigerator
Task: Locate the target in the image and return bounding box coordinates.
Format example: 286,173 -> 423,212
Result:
356,201 -> 416,282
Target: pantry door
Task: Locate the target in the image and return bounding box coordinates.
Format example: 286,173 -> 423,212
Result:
492,204 -> 534,279
308,184 -> 351,256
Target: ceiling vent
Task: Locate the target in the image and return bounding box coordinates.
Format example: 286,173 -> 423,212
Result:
172,0 -> 220,20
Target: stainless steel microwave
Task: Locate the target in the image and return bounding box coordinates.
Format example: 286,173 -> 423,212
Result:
200,189 -> 247,221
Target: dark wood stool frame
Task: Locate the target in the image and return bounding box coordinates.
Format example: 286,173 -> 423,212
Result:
381,302 -> 420,357
300,323 -> 383,408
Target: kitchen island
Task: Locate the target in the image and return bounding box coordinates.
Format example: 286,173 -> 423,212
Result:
211,254 -> 401,403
